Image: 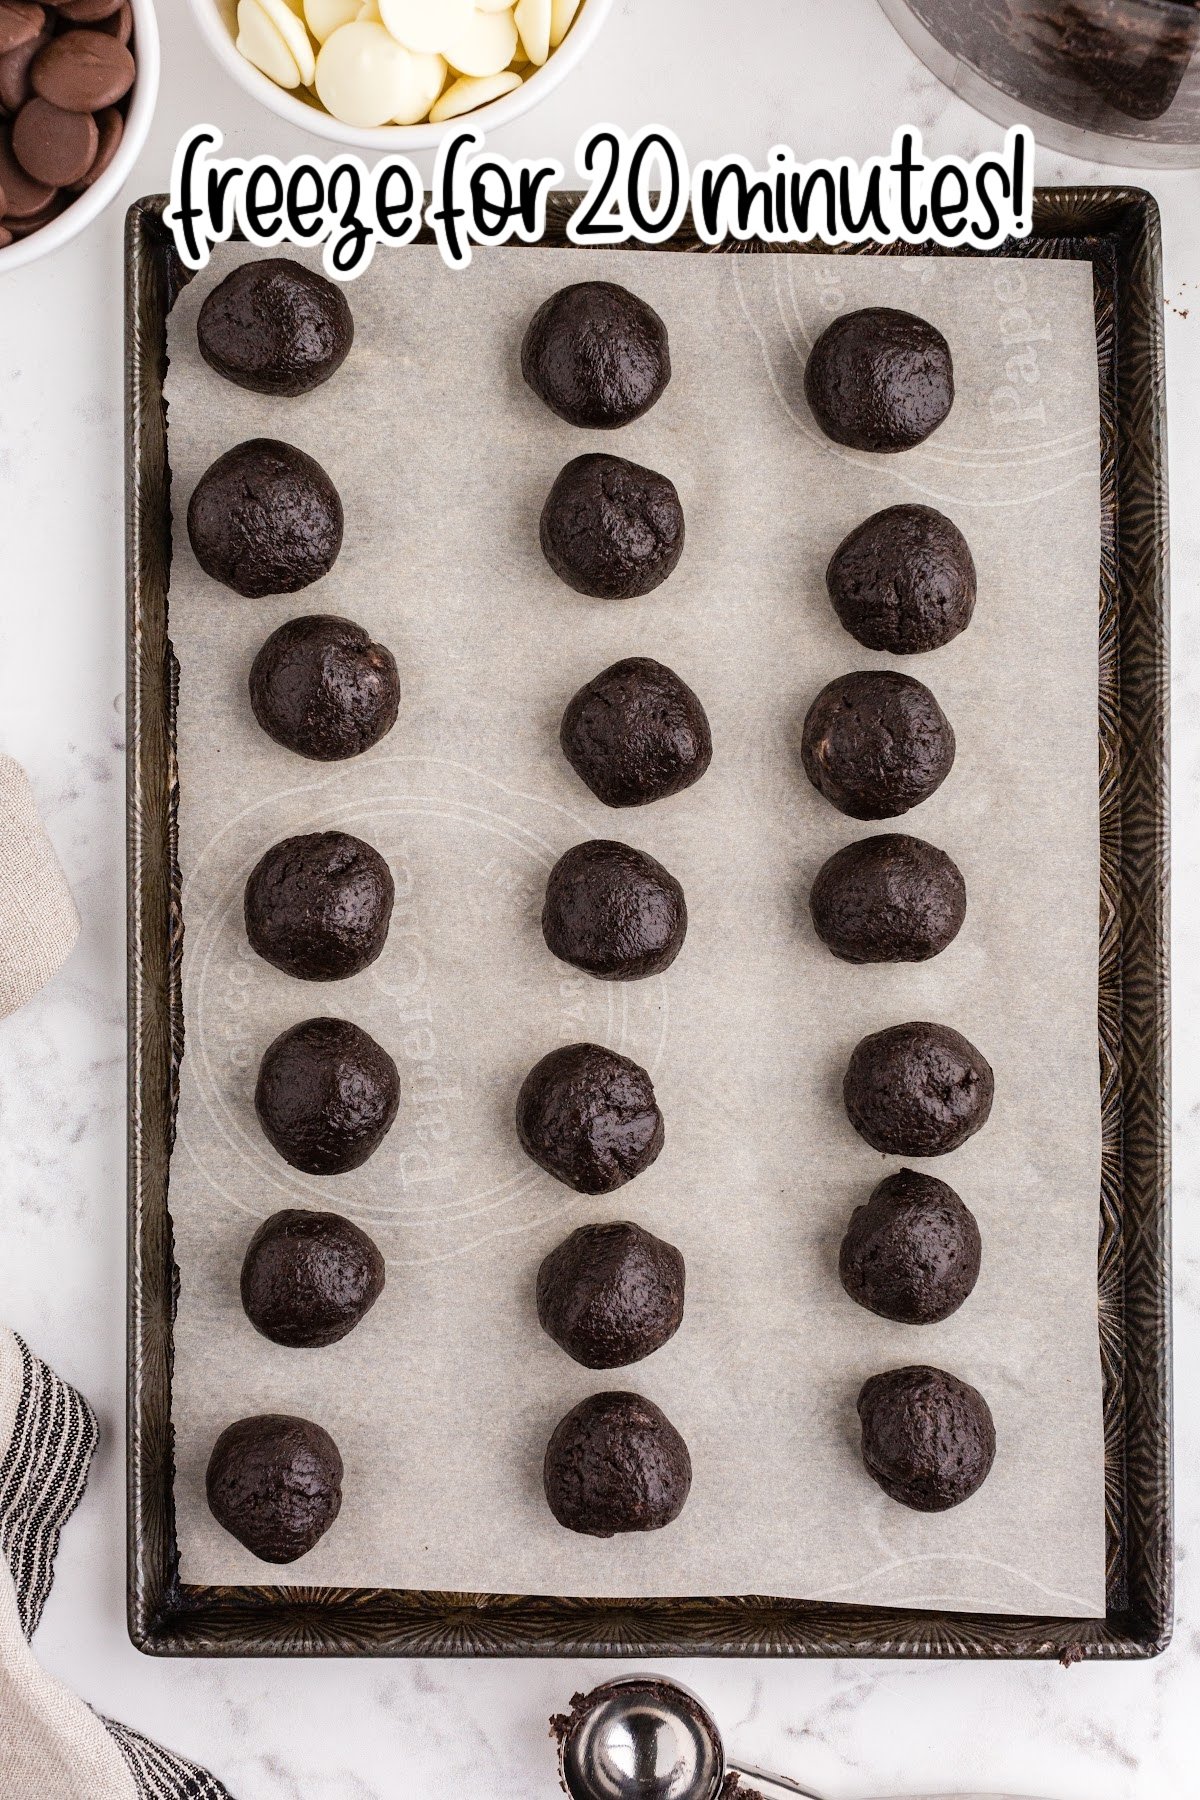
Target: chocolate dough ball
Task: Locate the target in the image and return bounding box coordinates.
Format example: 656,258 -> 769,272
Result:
249,614 -> 400,761
543,1390 -> 692,1536
522,280 -> 671,428
543,839 -> 687,980
540,453 -> 685,599
839,1169 -> 981,1324
244,830 -> 394,981
560,656 -> 712,808
843,1021 -> 993,1157
197,257 -> 354,397
800,671 -> 955,820
827,504 -> 976,654
809,833 -> 966,963
187,438 -> 343,598
516,1043 -> 664,1194
205,1413 -> 343,1562
805,307 -> 954,452
241,1209 -> 385,1347
255,1017 -> 399,1174
537,1222 -> 685,1368
857,1365 -> 995,1511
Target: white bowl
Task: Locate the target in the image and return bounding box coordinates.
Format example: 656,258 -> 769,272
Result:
186,0 -> 612,150
0,0 -> 161,276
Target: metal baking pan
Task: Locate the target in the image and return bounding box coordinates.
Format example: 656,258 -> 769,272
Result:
127,188 -> 1170,1657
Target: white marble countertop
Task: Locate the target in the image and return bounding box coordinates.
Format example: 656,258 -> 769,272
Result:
0,1 -> 1195,1794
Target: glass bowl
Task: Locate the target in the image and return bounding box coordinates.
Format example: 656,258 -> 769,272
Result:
879,0 -> 1200,166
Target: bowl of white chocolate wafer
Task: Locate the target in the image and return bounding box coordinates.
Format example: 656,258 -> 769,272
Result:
188,0 -> 612,146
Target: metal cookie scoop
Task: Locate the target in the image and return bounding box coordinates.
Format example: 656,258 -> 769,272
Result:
556,1675 -> 1056,1800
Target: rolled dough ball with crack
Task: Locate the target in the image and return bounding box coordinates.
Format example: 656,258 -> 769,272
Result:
839,1169 -> 981,1324
826,503 -> 976,654
540,453 -> 685,599
809,833 -> 966,963
542,839 -> 687,980
244,830 -> 394,981
516,1043 -> 664,1195
560,656 -> 712,808
205,1413 -> 343,1562
805,307 -> 954,452
537,1221 -> 685,1368
543,1390 -> 692,1536
800,671 -> 955,820
187,438 -> 344,598
240,1209 -> 386,1347
843,1020 -> 994,1157
197,257 -> 354,397
522,280 -> 671,428
249,614 -> 400,761
857,1365 -> 995,1511
255,1016 -> 400,1174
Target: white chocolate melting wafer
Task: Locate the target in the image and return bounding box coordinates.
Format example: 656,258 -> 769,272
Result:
514,0 -> 549,64
443,5 -> 518,76
429,66 -> 520,120
378,0 -> 473,53
549,0 -> 581,49
316,19 -> 422,123
392,47 -> 447,120
305,0 -> 358,40
237,0 -> 303,86
258,0 -> 317,82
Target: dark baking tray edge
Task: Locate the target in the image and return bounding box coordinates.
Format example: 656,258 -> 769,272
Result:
127,188 -> 1171,1658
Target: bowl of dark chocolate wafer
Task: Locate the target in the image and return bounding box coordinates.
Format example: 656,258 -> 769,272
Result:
0,0 -> 158,271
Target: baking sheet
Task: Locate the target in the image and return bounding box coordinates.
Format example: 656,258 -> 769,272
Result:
165,243 -> 1105,1614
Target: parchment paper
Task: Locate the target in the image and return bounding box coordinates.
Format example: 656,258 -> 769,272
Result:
165,244 -> 1105,1614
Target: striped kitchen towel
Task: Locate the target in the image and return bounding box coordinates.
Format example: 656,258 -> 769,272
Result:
0,1330 -> 232,1800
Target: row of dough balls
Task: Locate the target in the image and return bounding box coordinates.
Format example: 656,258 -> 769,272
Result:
236,0 -> 584,127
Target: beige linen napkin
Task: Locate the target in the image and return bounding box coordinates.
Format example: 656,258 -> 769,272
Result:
0,1331 -> 231,1799
0,756 -> 80,1021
